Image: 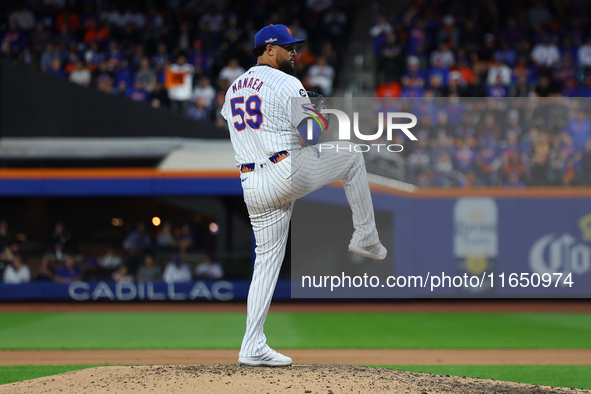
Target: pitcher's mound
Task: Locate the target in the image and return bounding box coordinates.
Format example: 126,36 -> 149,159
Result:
1,364 -> 587,393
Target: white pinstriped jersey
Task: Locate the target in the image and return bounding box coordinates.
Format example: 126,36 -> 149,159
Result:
221,65 -> 310,166
226,67 -> 383,360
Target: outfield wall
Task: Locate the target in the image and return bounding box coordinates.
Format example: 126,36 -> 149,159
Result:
299,186 -> 591,298
0,172 -> 589,300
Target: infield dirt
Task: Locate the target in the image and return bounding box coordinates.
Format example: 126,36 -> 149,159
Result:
1,364 -> 589,394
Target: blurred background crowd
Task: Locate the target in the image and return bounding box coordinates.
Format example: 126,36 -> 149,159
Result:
0,218 -> 225,285
0,0 -> 349,122
1,0 -> 591,188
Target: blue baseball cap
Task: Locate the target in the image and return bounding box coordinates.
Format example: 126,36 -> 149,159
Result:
254,24 -> 305,47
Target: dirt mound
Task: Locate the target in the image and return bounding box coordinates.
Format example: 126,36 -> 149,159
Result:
1,365 -> 588,394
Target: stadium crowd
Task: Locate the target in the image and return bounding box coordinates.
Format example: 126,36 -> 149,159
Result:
0,218 -> 225,285
365,96 -> 591,187
2,0 -> 591,187
0,0 -> 346,121
368,0 -> 591,186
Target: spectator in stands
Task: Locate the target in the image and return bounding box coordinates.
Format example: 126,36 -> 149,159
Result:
192,76 -> 216,109
510,73 -> 534,97
135,57 -> 157,93
30,22 -> 51,57
502,151 -> 528,183
123,224 -> 151,254
69,59 -> 91,86
401,56 -> 426,97
83,256 -> 98,281
155,221 -> 176,250
122,222 -> 151,274
56,8 -> 80,33
428,57 -> 450,89
9,5 -> 36,31
494,39 -> 517,68
453,139 -> 477,180
527,0 -> 553,30
306,56 -> 335,96
218,58 -> 245,91
430,42 -> 454,69
54,255 -> 82,283
565,109 -> 591,153
48,57 -> 67,79
487,59 -> 511,87
151,42 -> 170,74
54,23 -> 74,48
531,35 -> 560,69
289,19 -> 308,43
475,137 -> 502,186
427,74 -> 445,97
451,55 -> 474,87
546,148 -> 565,185
0,220 -> 12,253
1,20 -> 27,56
3,255 -> 30,284
376,32 -> 405,85
166,53 -> 195,116
137,253 -> 162,282
150,81 -> 170,109
114,79 -> 130,97
83,19 -> 110,46
112,265 -> 133,283
49,222 -> 75,257
323,7 -> 348,49
84,41 -> 104,72
476,112 -> 502,141
437,16 -> 459,49
369,15 -> 394,53
34,254 -> 54,281
176,223 -> 194,255
163,255 -> 192,283
125,79 -> 149,103
406,133 -> 431,177
222,14 -> 241,53
187,97 -> 210,121
553,53 -> 577,89
503,171 -> 527,188
194,255 -> 224,280
375,78 -> 402,98
578,36 -> 591,69
0,245 -> 14,277
97,247 -> 123,280
40,42 -> 60,73
97,74 -> 115,94
174,21 -> 191,52
187,39 -> 213,78
199,6 -> 224,36
433,152 -> 456,187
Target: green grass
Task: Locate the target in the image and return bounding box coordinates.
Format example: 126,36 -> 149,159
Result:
0,365 -> 99,385
0,312 -> 590,349
378,365 -> 591,390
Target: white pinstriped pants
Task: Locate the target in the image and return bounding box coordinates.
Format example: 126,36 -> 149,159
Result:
239,141 -> 380,357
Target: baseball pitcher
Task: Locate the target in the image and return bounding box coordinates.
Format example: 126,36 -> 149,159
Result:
221,24 -> 387,367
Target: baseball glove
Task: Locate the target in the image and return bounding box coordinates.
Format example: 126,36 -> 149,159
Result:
306,91 -> 330,127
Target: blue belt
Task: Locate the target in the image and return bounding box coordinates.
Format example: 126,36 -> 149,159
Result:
240,151 -> 290,173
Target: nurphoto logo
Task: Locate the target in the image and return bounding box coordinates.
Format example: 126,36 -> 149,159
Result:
312,110 -> 418,152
